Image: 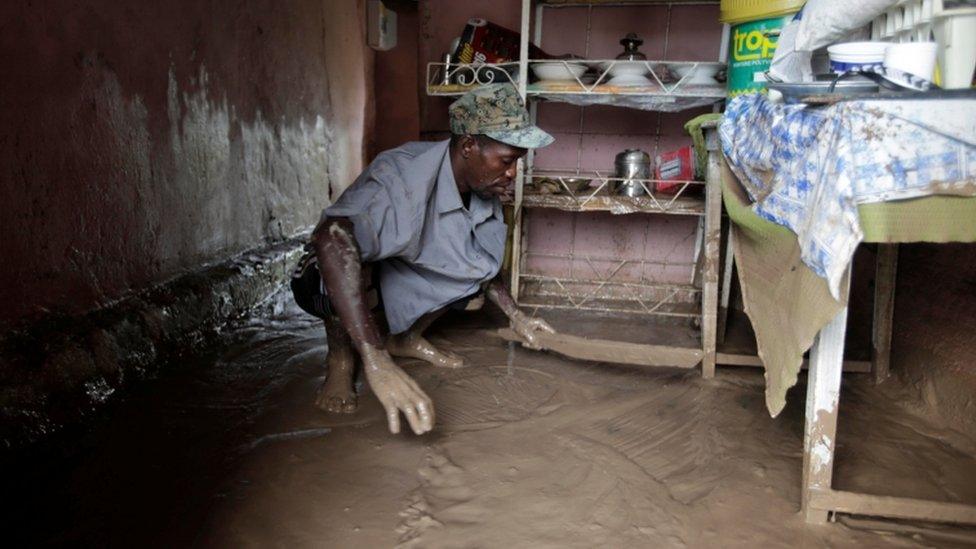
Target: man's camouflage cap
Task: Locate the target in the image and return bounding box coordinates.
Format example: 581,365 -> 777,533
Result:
448,84 -> 554,149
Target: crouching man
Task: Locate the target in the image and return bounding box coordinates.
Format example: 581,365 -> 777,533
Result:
291,84 -> 555,435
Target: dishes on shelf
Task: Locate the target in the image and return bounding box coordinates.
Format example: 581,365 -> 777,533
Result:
532,176 -> 592,195
607,74 -> 653,87
532,61 -> 588,82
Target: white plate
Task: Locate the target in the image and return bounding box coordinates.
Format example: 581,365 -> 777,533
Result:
608,74 -> 653,87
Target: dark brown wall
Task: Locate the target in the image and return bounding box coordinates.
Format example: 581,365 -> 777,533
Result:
374,5 -> 421,152
0,0 -> 373,329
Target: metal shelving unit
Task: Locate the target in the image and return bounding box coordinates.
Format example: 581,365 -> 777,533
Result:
516,0 -> 724,375
425,0 -> 725,375
524,169 -> 705,214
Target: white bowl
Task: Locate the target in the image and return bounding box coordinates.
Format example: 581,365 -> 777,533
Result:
608,74 -> 653,87
671,64 -> 721,84
532,61 -> 587,81
597,60 -> 649,77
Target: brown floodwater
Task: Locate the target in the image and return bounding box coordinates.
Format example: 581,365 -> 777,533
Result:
2,293 -> 975,547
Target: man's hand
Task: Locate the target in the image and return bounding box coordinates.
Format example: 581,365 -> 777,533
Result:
510,311 -> 556,350
360,344 -> 435,435
486,279 -> 556,350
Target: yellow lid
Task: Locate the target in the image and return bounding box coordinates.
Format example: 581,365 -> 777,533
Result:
720,0 -> 804,24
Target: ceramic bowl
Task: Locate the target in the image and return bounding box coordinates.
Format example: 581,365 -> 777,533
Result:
531,61 -> 588,81
535,177 -> 592,194
597,60 -> 649,77
671,64 -> 721,84
608,74 -> 653,87
560,177 -> 592,193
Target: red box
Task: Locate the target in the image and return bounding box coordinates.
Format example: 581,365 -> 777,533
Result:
655,146 -> 696,195
453,18 -> 549,64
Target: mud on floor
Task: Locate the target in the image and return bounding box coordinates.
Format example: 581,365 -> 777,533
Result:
2,295 -> 975,547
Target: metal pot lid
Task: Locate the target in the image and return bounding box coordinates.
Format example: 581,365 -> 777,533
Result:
615,148 -> 651,161
616,33 -> 646,61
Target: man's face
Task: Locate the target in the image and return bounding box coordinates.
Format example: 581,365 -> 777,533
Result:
464,137 -> 527,202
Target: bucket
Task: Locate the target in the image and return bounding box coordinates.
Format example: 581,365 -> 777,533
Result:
722,1 -> 804,96
827,42 -> 889,74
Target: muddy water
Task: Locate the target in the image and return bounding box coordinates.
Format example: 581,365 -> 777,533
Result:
2,293 -> 975,547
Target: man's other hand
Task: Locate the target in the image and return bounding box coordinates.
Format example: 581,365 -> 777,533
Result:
360,344 -> 435,435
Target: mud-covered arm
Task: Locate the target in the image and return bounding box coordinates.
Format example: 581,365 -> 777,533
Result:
312,218 -> 433,435
486,278 -> 555,349
312,218 -> 383,348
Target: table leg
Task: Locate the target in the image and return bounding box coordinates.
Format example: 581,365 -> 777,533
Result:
872,244 -> 898,384
700,146 -> 722,379
717,225 -> 735,345
801,274 -> 851,524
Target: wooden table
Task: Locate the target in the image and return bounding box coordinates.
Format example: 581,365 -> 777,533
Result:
801,245 -> 976,525
717,90 -> 976,526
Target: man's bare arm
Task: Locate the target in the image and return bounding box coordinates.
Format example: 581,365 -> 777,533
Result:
312,218 -> 434,434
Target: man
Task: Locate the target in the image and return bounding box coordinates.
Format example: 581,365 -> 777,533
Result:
291,84 -> 555,435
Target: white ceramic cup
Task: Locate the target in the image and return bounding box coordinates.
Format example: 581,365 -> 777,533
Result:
883,41 -> 938,81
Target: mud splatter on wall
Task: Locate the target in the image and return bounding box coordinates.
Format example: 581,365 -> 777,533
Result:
0,0 -> 373,329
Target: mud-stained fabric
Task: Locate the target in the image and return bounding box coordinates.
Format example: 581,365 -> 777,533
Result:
722,162 -> 976,416
323,140 -> 506,334
720,94 -> 976,299
721,164 -> 844,417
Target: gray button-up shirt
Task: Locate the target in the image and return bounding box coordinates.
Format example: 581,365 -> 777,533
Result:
322,140 -> 506,334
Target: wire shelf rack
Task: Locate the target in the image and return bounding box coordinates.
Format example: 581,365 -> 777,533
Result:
427,60 -> 725,110
517,249 -> 702,317
523,170 -> 705,215
426,62 -> 520,96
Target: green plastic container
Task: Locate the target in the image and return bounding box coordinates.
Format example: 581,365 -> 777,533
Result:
727,14 -> 793,96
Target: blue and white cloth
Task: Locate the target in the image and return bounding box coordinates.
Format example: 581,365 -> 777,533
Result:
720,94 -> 976,297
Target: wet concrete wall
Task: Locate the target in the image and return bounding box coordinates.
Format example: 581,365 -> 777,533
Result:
0,0 -> 373,331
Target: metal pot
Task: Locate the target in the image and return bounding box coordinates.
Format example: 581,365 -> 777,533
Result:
614,149 -> 651,197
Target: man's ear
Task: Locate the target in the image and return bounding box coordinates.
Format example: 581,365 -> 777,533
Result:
460,135 -> 479,159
